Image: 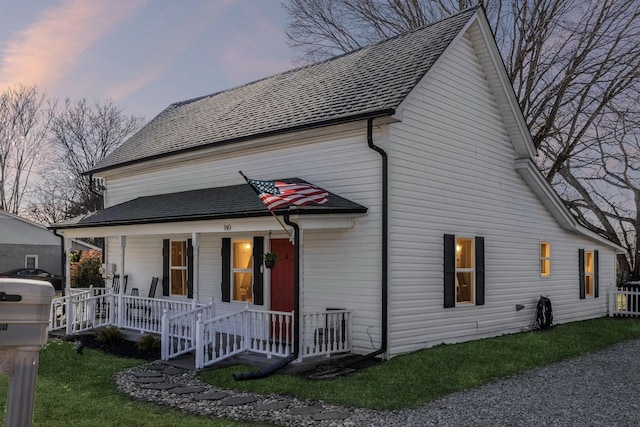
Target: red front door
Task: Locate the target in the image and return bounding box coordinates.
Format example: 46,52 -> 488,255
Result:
270,239 -> 295,312
269,239 -> 295,343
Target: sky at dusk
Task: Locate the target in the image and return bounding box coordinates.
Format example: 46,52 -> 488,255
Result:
0,0 -> 295,121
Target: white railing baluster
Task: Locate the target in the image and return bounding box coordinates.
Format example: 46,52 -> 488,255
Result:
300,309 -> 352,358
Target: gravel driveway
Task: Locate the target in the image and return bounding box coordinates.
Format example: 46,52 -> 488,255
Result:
116,337 -> 640,426
390,337 -> 640,426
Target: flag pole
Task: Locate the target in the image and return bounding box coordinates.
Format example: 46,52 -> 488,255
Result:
239,171 -> 292,239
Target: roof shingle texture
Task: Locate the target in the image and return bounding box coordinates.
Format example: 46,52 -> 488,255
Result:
92,8 -> 477,172
53,179 -> 367,228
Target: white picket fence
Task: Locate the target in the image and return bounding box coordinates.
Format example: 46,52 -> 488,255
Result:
611,285 -> 640,317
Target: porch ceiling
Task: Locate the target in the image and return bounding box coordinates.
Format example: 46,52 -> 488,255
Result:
50,178 -> 367,233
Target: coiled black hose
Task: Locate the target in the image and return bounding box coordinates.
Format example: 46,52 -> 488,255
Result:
535,296 -> 553,330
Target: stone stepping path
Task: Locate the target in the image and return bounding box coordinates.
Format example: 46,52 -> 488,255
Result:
289,405 -> 324,416
172,386 -> 205,395
253,402 -> 289,411
194,391 -> 228,401
124,362 -> 357,423
132,371 -> 162,377
220,396 -> 257,406
133,377 -> 165,384
143,382 -> 181,390
163,367 -> 186,375
312,411 -> 351,421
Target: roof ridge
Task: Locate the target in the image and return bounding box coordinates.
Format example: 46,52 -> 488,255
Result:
170,6 -> 480,110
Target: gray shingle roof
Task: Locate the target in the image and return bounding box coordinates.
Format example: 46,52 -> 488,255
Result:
91,7 -> 478,173
51,179 -> 367,229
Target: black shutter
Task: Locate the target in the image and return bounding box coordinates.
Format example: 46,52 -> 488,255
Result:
187,238 -> 194,299
444,234 -> 456,308
578,249 -> 585,299
253,236 -> 264,305
594,250 -> 599,298
475,236 -> 485,306
162,239 -> 170,296
221,238 -> 231,302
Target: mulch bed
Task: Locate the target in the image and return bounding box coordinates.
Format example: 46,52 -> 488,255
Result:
63,333 -> 161,361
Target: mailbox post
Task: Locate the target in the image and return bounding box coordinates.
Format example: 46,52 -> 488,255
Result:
0,279 -> 55,427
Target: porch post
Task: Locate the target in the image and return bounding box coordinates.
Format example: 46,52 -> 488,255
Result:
609,283 -> 615,317
64,238 -> 73,336
297,228 -> 304,360
192,232 -> 200,303
117,236 -> 126,328
119,236 -> 126,294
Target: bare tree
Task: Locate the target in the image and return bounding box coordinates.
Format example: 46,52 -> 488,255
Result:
0,84 -> 50,214
557,108 -> 640,282
284,0 -> 484,63
284,0 -> 640,279
25,170 -> 78,225
45,98 -> 144,216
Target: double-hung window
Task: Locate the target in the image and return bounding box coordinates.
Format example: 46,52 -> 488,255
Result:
232,239 -> 253,303
221,237 -> 264,305
579,249 -> 599,299
170,241 -> 188,296
540,242 -> 551,277
444,234 -> 485,308
25,255 -> 38,269
456,237 -> 475,304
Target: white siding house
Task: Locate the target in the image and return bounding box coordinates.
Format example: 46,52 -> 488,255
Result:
52,6 -> 621,363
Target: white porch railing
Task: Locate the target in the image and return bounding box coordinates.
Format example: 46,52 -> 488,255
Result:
192,308 -> 295,369
611,285 -> 640,317
161,303 -> 215,361
50,292 -> 352,368
49,289 -> 211,336
301,310 -> 352,357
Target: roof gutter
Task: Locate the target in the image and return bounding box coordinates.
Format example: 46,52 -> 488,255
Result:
355,117 -> 389,361
52,229 -> 67,296
309,118 -> 388,380
87,110 -> 396,176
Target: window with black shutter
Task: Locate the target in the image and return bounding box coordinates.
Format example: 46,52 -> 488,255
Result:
579,248 -> 599,299
444,234 -> 485,307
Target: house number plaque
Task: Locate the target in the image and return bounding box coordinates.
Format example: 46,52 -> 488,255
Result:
223,224 -> 232,231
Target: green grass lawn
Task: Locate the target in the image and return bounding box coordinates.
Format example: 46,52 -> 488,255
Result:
0,340 -> 260,427
199,317 -> 640,410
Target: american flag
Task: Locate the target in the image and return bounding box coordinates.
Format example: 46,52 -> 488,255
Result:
246,178 -> 329,212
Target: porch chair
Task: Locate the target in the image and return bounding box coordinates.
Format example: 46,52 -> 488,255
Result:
135,276 -> 160,323
112,274 -> 128,294
111,274 -> 120,293
148,277 -> 159,298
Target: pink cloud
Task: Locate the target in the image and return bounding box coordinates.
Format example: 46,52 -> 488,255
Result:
0,0 -> 146,91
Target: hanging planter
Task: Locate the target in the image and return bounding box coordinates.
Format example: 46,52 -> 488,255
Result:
264,252 -> 279,268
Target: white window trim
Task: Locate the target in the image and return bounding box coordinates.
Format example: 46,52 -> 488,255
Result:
455,236 -> 475,306
540,241 -> 551,278
170,240 -> 187,296
585,250 -> 594,297
25,254 -> 38,269
232,238 -> 253,303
